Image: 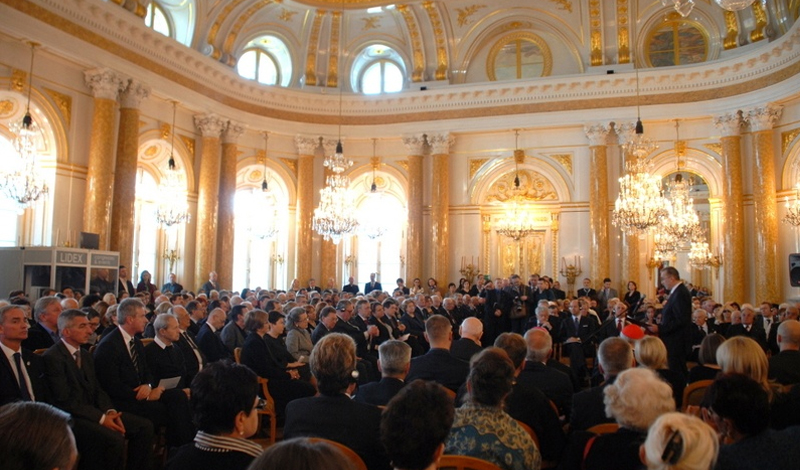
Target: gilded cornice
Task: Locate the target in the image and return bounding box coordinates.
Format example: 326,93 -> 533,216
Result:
7,0 -> 800,126
304,9 -> 326,86
423,1 -> 449,81
326,10 -> 342,87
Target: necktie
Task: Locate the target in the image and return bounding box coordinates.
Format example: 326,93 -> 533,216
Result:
12,352 -> 32,401
617,319 -> 623,332
129,337 -> 140,374
574,316 -> 580,334
74,350 -> 82,369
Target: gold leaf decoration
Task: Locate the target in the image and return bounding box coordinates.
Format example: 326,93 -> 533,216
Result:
486,169 -> 558,202
280,157 -> 297,177
469,159 -> 488,179
549,0 -> 573,13
160,123 -> 171,140
143,145 -> 158,158
179,135 -> 195,159
11,69 -> 26,93
456,4 -> 486,27
397,160 -> 409,171
0,99 -> 16,118
279,8 -> 298,22
362,16 -> 380,30
782,128 -> 800,155
549,154 -> 572,174
249,170 -> 263,182
704,143 -> 723,155
44,87 -> 73,128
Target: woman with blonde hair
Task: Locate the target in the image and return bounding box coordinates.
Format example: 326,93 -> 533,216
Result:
640,412 -> 718,470
635,336 -> 685,407
715,336 -> 771,394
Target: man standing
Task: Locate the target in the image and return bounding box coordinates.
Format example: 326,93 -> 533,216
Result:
647,267 -> 692,377
342,276 -> 359,295
597,278 -> 618,319
307,278 -> 322,293
395,278 -> 410,296
161,273 -> 183,295
22,296 -> 62,351
0,305 -> 49,405
44,309 -> 154,470
201,271 -> 219,296
118,266 -> 136,298
577,278 -> 597,301
502,274 -> 529,334
364,273 -> 382,295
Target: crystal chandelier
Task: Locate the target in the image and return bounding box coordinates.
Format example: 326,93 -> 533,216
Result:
662,0 -> 695,17
359,139 -> 387,240
689,240 -> 721,270
495,130 -> 537,241
155,101 -> 190,228
662,173 -> 702,245
714,0 -> 756,12
250,132 -> 279,239
1,42 -> 49,211
783,185 -> 800,227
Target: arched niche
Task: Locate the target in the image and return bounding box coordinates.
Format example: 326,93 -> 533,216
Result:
0,87 -> 67,164
236,155 -> 296,206
346,162 -> 408,205
648,147 -> 722,199
469,155 -> 571,205
137,129 -> 196,193
780,134 -> 800,190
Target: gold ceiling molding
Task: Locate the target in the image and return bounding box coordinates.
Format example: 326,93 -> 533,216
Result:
616,0 -> 630,65
486,169 -> 558,203
723,10 -> 739,50
750,2 -> 767,43
469,158 -> 488,179
10,69 -> 26,93
285,0 -> 397,8
223,0 -> 274,63
207,0 -> 248,60
549,0 -> 573,13
782,128 -> 800,155
397,4 -> 425,82
279,8 -> 298,22
179,135 -> 195,159
704,142 -> 723,155
280,157 -> 297,176
327,10 -> 342,87
456,4 -> 486,28
43,87 -> 72,129
305,9 -> 326,86
548,154 -> 572,174
0,99 -> 16,118
397,159 -> 409,171
423,1 -> 448,81
160,123 -> 171,140
361,15 -> 380,30
589,0 -> 602,66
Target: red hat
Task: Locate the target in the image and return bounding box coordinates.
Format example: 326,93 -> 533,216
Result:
621,324 -> 645,341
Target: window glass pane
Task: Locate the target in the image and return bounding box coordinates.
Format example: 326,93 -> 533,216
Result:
648,20 -> 707,67
518,40 -> 544,78
383,62 -> 403,92
257,53 -> 278,85
151,5 -> 171,37
237,50 -> 258,80
362,63 -> 383,94
0,137 -> 19,246
133,169 -> 160,284
494,41 -> 519,81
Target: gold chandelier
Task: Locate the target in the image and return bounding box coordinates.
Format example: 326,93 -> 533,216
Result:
1,42 -> 49,211
155,101 -> 190,228
689,240 -> 722,270
495,130 -> 537,241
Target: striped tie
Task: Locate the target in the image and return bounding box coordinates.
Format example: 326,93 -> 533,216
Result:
129,337 -> 140,374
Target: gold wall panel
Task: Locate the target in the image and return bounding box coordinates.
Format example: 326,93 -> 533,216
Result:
304,10 -> 326,87
397,5 -> 425,82
616,0 -> 630,64
486,169 -> 558,202
43,87 -> 72,129
723,10 -> 739,50
326,10 -> 342,87
499,232 -> 545,278
704,142 -> 722,155
469,158 -> 488,179
589,0 -> 603,66
423,1 -> 449,81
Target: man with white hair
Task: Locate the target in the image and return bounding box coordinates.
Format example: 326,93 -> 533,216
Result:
768,319 -> 800,385
518,327 -> 574,417
450,317 -> 483,362
727,304 -> 767,351
354,340 -> 411,406
195,308 -> 231,363
60,298 -> 79,310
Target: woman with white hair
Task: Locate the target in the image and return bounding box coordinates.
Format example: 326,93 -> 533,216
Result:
640,412 -> 718,470
560,367 -> 675,470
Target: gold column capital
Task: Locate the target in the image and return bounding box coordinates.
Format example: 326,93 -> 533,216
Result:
584,123 -> 611,146
714,111 -> 745,137
402,134 -> 426,156
118,79 -> 150,109
428,132 -> 454,155
222,120 -> 246,144
745,104 -> 783,132
194,114 -> 226,137
295,135 -> 320,155
83,68 -> 125,100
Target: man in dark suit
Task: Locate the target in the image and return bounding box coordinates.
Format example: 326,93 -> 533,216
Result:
0,305 -> 49,405
161,272 -> 184,294
93,298 -> 193,447
348,299 -> 380,357
406,315 -> 469,392
395,278 -> 410,296
768,320 -> 800,385
118,265 -> 136,298
502,274 -> 530,334
726,305 -> 768,351
200,271 -> 220,296
144,313 -> 190,392
185,300 -> 204,336
21,296 -> 62,351
43,309 -> 154,470
311,306 -> 338,344
689,308 -> 713,362
647,267 -> 692,377
284,333 -> 390,470
519,327 -> 574,417
558,298 -> 599,381
364,272 -> 382,295
551,281 -> 566,301
354,340 -> 410,406
479,279 -> 505,346
576,278 -> 597,301
307,278 -> 322,294
570,337 -> 633,431
450,317 -> 483,362
171,305 -> 205,385
597,301 -> 630,342
342,276 -> 360,295
333,300 -> 379,382
195,308 -> 232,363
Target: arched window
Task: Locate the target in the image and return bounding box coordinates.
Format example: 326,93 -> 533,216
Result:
144,2 -> 172,38
0,135 -> 21,246
353,194 -> 406,285
132,168 -> 161,285
488,32 -> 552,81
237,36 -> 292,87
352,45 -> 406,94
646,13 -> 708,67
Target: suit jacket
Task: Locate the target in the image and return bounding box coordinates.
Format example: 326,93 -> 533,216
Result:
93,327 -> 154,404
597,316 -> 629,342
506,379 -> 565,462
143,341 -> 188,389
558,314 -> 599,358
332,317 -> 369,358
570,377 -> 617,432
240,332 -> 290,381
311,323 -> 332,344
406,348 -> 469,392
43,341 -> 115,423
364,281 -> 383,295
552,288 -> 566,300
597,287 -> 618,311
187,319 -> 201,337
517,360 -> 574,417
0,347 -> 49,405
450,338 -> 483,362
220,322 -> 246,353
766,319 -> 781,356
284,394 -> 390,470
174,331 -> 204,385
659,283 -> 693,364
354,377 -> 406,406
21,322 -> 58,351
195,323 -> 232,363
349,315 -> 377,354
119,279 -> 136,298
769,350 -> 800,385
161,282 -> 183,294
726,323 -> 768,351
201,281 -> 219,295
342,284 -> 360,294
577,287 -> 597,300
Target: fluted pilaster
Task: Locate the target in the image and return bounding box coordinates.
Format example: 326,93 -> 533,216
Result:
714,112 -> 746,303
319,138 -> 339,287
746,104 -> 783,302
216,120 -> 245,289
404,135 -> 426,282
614,122 -> 639,289
194,114 -> 226,289
83,69 -> 125,249
295,136 -> 318,284
585,123 -> 611,287
109,79 -> 149,269
428,133 -> 453,285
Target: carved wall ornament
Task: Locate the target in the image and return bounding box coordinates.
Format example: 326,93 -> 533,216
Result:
11,69 -> 26,93
782,128 -> 800,155
469,158 -> 488,179
280,157 -> 298,177
486,170 -> 558,203
456,5 -> 486,27
0,99 -> 17,118
362,16 -> 380,30
549,0 -> 573,13
397,160 -> 409,171
704,143 -> 723,155
549,154 -> 573,174
279,8 -> 298,22
160,123 -> 171,140
179,135 -> 195,159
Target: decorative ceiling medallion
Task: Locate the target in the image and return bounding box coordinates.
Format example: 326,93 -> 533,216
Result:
0,99 -> 16,118
249,169 -> 263,182
486,170 -> 558,203
143,145 -> 159,158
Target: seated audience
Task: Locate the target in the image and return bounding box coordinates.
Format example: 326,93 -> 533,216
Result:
311,306 -> 338,344
166,361 -> 263,470
406,314 -> 470,392
450,317 -> 484,362
0,305 -> 49,405
283,333 -> 390,470
144,313 -> 191,393
285,307 -> 313,363
519,327 -> 574,418
0,401 -> 77,470
381,380 -> 455,470
768,319 -> 800,385
688,333 -> 724,384
263,311 -> 313,383
355,340 -> 412,406
716,336 -> 771,394
248,437 -> 356,470
195,308 -> 232,363
635,336 -> 685,409
640,412 -> 718,470
220,305 -> 247,353
445,347 -> 540,470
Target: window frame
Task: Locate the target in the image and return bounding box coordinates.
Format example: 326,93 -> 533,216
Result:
487,31 -> 552,81
645,13 -> 709,68
359,59 -> 405,95
144,1 -> 173,38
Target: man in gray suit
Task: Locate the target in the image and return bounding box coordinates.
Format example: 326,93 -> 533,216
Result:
597,278 -> 618,319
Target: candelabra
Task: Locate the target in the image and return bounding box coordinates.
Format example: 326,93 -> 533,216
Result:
271,253 -> 284,265
559,256 -> 582,297
162,248 -> 180,273
459,256 -> 481,282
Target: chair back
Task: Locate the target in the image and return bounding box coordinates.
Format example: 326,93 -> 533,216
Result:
586,423 -> 619,435
140,338 -> 154,347
307,437 -> 367,470
682,379 -> 713,412
438,455 -> 503,470
515,420 -> 540,449
254,377 -> 277,445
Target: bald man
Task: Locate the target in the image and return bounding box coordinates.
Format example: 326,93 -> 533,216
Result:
768,320 -> 800,385
450,317 -> 484,362
194,308 -> 231,363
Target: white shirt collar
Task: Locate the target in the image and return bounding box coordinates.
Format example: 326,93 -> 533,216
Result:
0,340 -> 21,358
61,338 -> 79,356
154,336 -> 169,349
118,325 -> 133,347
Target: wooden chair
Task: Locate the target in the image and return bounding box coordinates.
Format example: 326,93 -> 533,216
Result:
307,437 -> 367,470
253,377 -> 278,445
515,420 -> 540,449
33,348 -> 48,355
682,379 -> 713,412
443,387 -> 457,402
140,338 -> 154,347
586,423 -> 619,435
234,347 -> 242,364
438,455 -> 502,470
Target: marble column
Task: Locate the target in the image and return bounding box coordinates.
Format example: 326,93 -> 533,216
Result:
585,124 -> 611,287
109,79 -> 149,270
614,123 -> 639,288
216,121 -> 245,290
319,139 -> 338,287
428,133 -> 454,285
83,69 -> 125,249
746,104 -> 783,302
193,114 -> 226,289
294,136 -> 318,285
403,135 -> 426,282
714,112 -> 746,303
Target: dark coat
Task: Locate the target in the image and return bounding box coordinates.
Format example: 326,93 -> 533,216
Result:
517,360 -> 574,417
21,322 -> 57,351
659,283 -> 693,374
0,347 -> 49,405
195,323 -> 232,364
406,348 -> 469,392
354,377 -> 406,407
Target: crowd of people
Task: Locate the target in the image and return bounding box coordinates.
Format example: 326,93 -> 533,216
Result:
2,266 -> 800,470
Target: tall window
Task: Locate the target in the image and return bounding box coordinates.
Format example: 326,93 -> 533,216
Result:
144,2 -> 171,38
0,136 -> 20,246
352,45 -> 406,94
132,168 -> 161,285
354,194 -> 406,286
233,185 -> 288,291
237,36 -> 292,87
647,14 -> 708,67
488,33 -> 551,81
